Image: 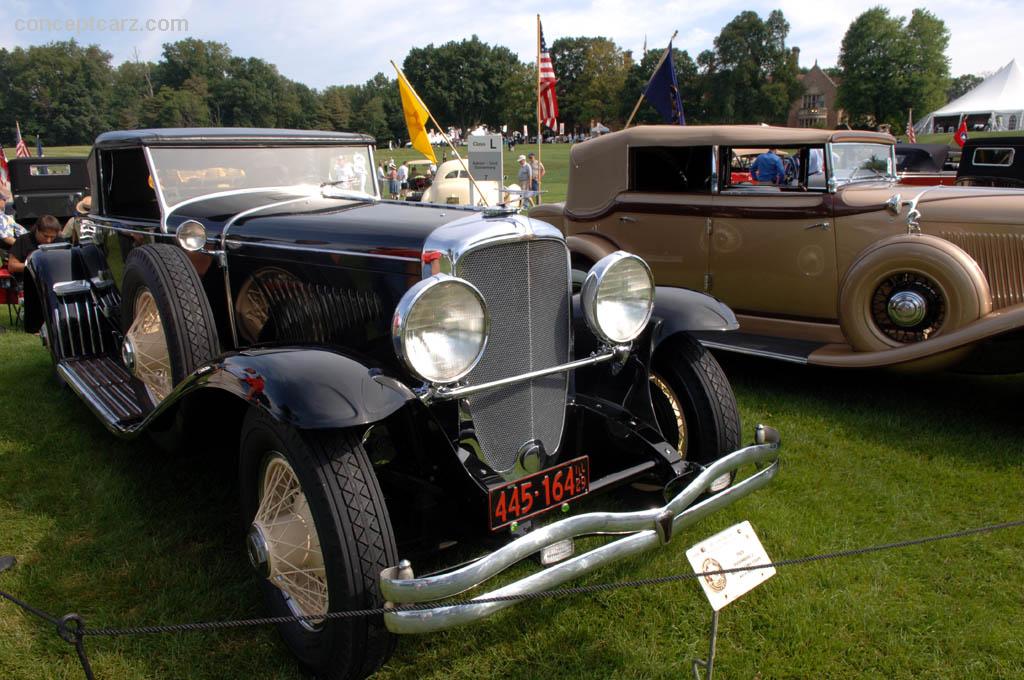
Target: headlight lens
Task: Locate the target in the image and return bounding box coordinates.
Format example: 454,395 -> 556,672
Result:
176,220 -> 207,251
581,252 -> 655,344
392,275 -> 488,383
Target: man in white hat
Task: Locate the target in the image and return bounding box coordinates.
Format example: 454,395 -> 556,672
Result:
516,154 -> 533,205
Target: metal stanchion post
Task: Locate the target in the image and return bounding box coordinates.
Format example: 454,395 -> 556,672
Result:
691,609 -> 719,680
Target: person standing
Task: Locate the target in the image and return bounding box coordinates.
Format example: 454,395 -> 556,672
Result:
516,154 -> 533,206
387,163 -> 399,200
528,152 -> 545,196
397,161 -> 409,198
750,147 -> 785,185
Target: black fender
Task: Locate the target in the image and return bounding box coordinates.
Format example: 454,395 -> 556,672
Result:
23,244 -> 75,334
650,286 -> 737,350
185,348 -> 417,431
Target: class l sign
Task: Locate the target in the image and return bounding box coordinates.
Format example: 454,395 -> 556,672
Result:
468,134 -> 503,181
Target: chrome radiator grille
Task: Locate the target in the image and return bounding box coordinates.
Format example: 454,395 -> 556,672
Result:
941,231 -> 1024,309
457,239 -> 570,472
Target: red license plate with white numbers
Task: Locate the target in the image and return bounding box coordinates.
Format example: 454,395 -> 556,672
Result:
488,457 -> 590,531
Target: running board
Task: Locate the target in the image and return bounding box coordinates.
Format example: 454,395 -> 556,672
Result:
57,356 -> 153,432
691,331 -> 826,364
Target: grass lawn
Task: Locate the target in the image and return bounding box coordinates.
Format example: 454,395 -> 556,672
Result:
1,143 -> 1023,680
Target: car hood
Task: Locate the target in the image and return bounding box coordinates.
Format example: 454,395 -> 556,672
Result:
166,188 -> 475,257
838,182 -> 1024,226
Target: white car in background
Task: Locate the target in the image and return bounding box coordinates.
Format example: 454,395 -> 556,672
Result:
420,159 -> 523,208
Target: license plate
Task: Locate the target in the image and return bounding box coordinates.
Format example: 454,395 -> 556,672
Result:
488,456 -> 590,530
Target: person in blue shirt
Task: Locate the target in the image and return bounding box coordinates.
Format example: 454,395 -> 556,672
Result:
750,147 -> 785,185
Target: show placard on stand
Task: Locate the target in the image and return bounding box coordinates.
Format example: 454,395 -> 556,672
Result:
686,520 -> 775,611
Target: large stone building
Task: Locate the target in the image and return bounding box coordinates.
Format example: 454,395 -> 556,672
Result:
788,61 -> 847,128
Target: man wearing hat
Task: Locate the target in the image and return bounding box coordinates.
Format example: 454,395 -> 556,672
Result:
63,195 -> 93,244
516,155 -> 533,205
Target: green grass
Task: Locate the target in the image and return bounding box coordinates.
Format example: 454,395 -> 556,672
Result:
1,153 -> 1023,680
4,146 -> 91,159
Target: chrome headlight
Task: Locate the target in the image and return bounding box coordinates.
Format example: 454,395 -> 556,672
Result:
392,274 -> 488,384
581,251 -> 655,344
176,220 -> 207,252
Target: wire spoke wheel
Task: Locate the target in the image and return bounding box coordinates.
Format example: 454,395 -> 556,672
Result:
252,454 -> 328,628
870,272 -> 946,343
125,289 -> 172,402
650,373 -> 687,456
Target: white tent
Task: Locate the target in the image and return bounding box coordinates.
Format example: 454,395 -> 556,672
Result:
917,59 -> 1024,134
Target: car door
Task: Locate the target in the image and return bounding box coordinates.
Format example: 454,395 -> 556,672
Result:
709,146 -> 838,321
592,145 -> 714,291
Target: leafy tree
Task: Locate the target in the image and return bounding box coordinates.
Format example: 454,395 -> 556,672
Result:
619,47 -> 700,124
141,83 -> 210,128
947,74 -> 983,102
403,36 -> 523,133
111,61 -> 156,129
321,86 -> 352,130
698,11 -> 802,124
550,37 -> 628,130
838,7 -> 950,129
0,41 -> 113,145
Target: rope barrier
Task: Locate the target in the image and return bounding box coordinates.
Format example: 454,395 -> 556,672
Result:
1,518 -> 1021,678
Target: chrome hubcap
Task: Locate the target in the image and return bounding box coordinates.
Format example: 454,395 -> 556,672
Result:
121,337 -> 136,373
246,524 -> 271,578
887,290 -> 928,327
650,374 -> 687,455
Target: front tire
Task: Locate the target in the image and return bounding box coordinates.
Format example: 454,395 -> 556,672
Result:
650,334 -> 741,469
240,408 -> 398,680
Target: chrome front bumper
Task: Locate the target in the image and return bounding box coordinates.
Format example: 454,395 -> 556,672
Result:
380,427 -> 781,634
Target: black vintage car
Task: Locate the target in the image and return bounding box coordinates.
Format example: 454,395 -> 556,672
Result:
22,128 -> 779,679
8,156 -> 90,225
956,136 -> 1024,188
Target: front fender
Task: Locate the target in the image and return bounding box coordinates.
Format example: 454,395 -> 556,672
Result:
651,286 -> 738,349
192,348 -> 416,431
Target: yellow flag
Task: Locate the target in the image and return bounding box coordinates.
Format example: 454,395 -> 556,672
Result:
394,67 -> 437,163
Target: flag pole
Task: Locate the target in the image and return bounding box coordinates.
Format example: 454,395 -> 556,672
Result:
390,61 -> 491,207
535,14 -> 543,205
624,30 -> 678,129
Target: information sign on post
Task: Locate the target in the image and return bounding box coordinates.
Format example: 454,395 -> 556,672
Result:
468,134 -> 503,181
686,520 -> 775,611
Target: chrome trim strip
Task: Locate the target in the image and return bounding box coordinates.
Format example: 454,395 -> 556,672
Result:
75,301 -> 86,355
54,308 -> 67,358
422,212 -> 565,279
425,347 -> 620,402
696,338 -> 810,364
142,146 -> 170,231
53,280 -> 92,296
226,239 -> 421,263
711,144 -> 720,194
381,439 -> 781,633
97,224 -> 173,240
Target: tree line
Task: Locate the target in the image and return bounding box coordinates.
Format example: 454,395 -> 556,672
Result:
0,8 -> 962,147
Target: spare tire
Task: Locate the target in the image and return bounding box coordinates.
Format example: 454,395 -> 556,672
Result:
120,244 -> 220,404
838,234 -> 991,351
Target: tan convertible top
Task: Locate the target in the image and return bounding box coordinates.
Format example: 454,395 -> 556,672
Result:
567,125 -> 895,212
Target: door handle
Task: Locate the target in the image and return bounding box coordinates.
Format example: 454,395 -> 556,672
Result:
618,215 -> 637,223
805,222 -> 831,231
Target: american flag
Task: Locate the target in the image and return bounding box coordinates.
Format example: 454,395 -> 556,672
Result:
905,110 -> 917,144
0,145 -> 8,186
538,20 -> 558,130
14,121 -> 29,158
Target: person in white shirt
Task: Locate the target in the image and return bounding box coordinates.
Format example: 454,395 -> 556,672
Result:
396,162 -> 409,198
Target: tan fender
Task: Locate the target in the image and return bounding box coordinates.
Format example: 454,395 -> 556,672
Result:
527,202 -> 565,230
566,233 -> 619,269
838,233 -> 992,352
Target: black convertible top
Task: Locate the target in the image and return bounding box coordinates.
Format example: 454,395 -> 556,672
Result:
895,143 -> 951,173
94,128 -> 375,149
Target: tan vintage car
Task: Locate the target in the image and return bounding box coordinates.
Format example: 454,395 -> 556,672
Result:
530,125 -> 1024,373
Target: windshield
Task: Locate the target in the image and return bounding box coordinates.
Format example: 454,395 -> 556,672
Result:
149,145 -> 379,207
829,142 -> 896,184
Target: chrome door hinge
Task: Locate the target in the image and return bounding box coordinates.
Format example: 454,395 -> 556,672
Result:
703,273 -> 712,293
705,216 -> 713,236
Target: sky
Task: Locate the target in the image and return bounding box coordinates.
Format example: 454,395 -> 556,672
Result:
1,0 -> 1019,90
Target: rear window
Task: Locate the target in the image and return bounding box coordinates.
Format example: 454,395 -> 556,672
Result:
629,146 -> 713,193
29,163 -> 72,176
972,147 -> 1015,166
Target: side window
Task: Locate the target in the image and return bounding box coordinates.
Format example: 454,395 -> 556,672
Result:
101,148 -> 159,220
723,146 -> 827,191
629,146 -> 713,193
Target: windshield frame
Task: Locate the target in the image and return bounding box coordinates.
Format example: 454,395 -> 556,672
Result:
826,141 -> 898,189
148,143 -> 381,212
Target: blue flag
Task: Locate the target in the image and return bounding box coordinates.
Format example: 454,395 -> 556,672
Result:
642,43 -> 685,125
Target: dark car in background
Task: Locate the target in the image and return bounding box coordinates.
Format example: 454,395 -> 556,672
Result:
22,128 -> 779,679
956,136 -> 1024,188
895,143 -> 958,185
8,156 -> 89,225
